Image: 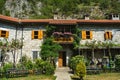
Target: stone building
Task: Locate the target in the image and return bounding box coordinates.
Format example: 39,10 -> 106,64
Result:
0,15 -> 120,67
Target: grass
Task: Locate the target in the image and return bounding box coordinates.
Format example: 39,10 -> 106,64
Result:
84,73 -> 120,80
1,75 -> 56,80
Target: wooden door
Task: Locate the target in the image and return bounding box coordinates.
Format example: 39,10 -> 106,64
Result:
58,52 -> 63,67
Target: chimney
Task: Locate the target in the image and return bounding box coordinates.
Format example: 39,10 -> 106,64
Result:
84,14 -> 90,20
112,14 -> 119,20
53,12 -> 58,19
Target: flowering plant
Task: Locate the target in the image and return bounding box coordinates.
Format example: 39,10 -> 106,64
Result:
52,32 -> 63,37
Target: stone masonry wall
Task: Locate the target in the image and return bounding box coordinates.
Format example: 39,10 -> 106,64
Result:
80,24 -> 120,44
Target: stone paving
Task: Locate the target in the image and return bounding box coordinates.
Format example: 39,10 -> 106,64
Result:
54,67 -> 73,80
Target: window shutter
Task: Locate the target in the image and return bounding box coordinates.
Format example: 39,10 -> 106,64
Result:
0,30 -> 1,37
109,31 -> 112,40
82,30 -> 86,40
41,30 -> 43,39
105,32 -> 108,40
6,31 -> 9,38
31,30 -> 34,39
90,31 -> 93,40
38,30 -> 43,39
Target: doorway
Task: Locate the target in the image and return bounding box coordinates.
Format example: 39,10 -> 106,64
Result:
58,51 -> 66,67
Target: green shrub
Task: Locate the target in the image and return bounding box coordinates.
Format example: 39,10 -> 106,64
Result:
69,55 -> 84,73
3,63 -> 13,72
35,59 -> 55,75
34,59 -> 44,74
26,60 -> 34,70
115,55 -> 120,71
75,61 -> 86,80
19,55 -> 28,68
43,61 -> 55,75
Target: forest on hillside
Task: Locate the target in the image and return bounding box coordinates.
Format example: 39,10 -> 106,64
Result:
0,0 -> 120,19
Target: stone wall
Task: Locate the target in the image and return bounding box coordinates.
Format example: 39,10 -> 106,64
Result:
0,22 -> 46,63
79,24 -> 120,44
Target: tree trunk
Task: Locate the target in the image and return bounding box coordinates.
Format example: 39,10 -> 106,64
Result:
13,50 -> 16,68
92,49 -> 95,60
108,48 -> 111,58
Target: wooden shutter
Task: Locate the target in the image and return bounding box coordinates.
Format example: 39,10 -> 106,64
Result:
0,30 -> 1,37
41,30 -> 43,39
82,30 -> 86,40
38,30 -> 43,39
31,30 -> 34,39
105,32 -> 108,40
90,31 -> 93,40
109,31 -> 112,40
6,31 -> 9,38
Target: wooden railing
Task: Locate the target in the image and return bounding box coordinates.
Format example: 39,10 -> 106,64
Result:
53,37 -> 74,43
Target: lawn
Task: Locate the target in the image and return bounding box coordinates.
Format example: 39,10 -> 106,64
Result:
85,73 -> 120,80
1,75 -> 56,80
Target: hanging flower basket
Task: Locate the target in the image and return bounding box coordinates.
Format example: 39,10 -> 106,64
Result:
53,32 -> 63,38
64,32 -> 72,38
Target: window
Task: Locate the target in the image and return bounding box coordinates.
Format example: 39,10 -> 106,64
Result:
104,31 -> 112,40
0,30 -> 9,38
33,51 -> 39,60
31,30 -> 43,39
82,30 -> 93,40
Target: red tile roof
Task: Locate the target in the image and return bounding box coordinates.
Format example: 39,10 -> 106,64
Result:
77,20 -> 120,23
0,15 -> 19,23
21,19 -> 51,23
49,19 -> 77,25
0,15 -> 120,24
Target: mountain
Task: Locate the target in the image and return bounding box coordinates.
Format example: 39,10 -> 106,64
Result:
0,0 -> 120,19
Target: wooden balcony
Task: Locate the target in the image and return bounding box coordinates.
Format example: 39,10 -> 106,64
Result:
53,37 -> 74,44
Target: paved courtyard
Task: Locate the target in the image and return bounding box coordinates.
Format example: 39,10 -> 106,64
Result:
54,67 -> 72,80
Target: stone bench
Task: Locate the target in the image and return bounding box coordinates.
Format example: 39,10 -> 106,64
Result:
6,68 -> 28,78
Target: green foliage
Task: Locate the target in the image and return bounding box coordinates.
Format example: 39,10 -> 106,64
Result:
3,63 -> 13,72
0,0 -> 6,13
39,0 -> 120,19
1,0 -> 120,19
20,55 -> 28,67
3,10 -> 10,16
73,27 -> 81,49
41,38 -> 62,62
35,59 -> 55,75
45,26 -> 56,37
115,55 -> 120,72
19,55 -> 35,70
69,55 -> 84,73
26,60 -> 34,70
43,61 -> 55,75
76,61 -> 86,79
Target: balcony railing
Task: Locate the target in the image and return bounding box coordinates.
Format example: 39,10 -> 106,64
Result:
52,32 -> 74,43
53,37 -> 74,43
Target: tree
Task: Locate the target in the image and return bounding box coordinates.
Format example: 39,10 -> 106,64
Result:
40,38 -> 62,67
85,40 -> 100,60
9,39 -> 23,68
0,38 -> 9,66
0,0 -> 6,14
101,41 -> 115,59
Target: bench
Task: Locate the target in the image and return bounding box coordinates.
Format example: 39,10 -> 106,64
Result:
6,68 -> 28,78
87,68 -> 102,74
0,71 -> 5,78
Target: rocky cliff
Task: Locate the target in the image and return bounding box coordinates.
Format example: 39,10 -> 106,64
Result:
2,0 -> 42,19
1,0 -> 120,19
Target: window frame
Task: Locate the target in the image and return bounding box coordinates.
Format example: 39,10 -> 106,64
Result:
0,30 -> 9,38
104,31 -> 112,40
82,30 -> 93,40
32,51 -> 39,60
31,30 -> 43,40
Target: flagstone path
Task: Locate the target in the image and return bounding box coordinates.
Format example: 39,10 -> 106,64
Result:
54,67 -> 72,80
